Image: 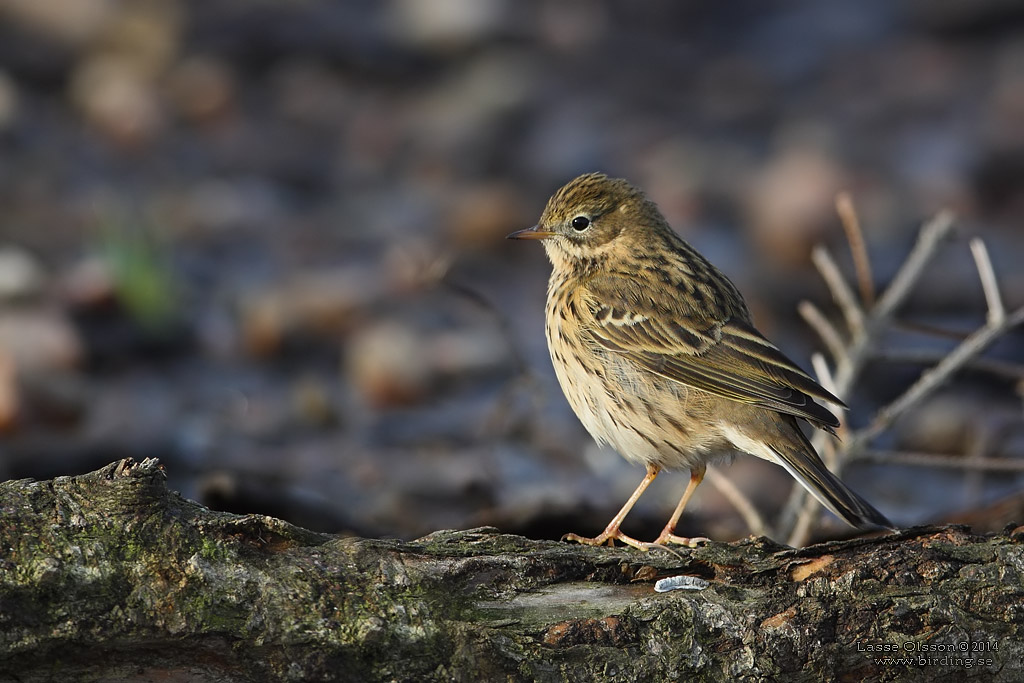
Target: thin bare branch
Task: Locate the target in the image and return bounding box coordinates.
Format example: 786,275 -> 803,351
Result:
810,352 -> 844,429
787,494 -> 822,547
970,238 -> 1005,325
868,349 -> 1024,381
853,449 -> 1024,471
964,422 -> 996,507
893,320 -> 971,341
705,467 -> 769,537
799,301 -> 846,366
851,306 -> 1024,452
836,192 -> 875,307
873,210 -> 956,322
783,209 -> 1024,547
785,210 -> 958,546
812,246 -> 867,339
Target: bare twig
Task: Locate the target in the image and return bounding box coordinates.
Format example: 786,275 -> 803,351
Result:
705,467 -> 769,537
788,493 -> 826,547
810,352 -> 840,404
792,304 -> 1024,546
836,192 -> 875,307
812,246 -> 867,340
970,238 -> 1005,325
810,352 -> 844,431
964,423 -> 996,506
786,209 -> 968,546
850,306 -> 1024,451
891,320 -> 971,340
805,217 -> 959,398
759,204 -> 1017,547
868,349 -> 1024,381
442,272 -> 550,442
799,301 -> 846,367
853,448 -> 1024,472
872,210 -> 956,321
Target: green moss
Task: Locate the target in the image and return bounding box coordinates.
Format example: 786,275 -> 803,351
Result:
96,215 -> 180,331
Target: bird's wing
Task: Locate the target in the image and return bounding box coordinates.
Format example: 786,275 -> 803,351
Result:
580,273 -> 844,430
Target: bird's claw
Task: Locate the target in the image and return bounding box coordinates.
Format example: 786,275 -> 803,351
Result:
647,533 -> 710,548
562,530 -> 650,550
563,529 -> 708,551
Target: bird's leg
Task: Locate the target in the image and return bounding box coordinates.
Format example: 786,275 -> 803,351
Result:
563,464 -> 660,550
647,465 -> 710,548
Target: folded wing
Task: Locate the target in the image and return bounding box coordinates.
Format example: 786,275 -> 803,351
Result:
581,273 -> 844,431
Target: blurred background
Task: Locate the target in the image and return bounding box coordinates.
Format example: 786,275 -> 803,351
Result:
1,0 -> 1022,543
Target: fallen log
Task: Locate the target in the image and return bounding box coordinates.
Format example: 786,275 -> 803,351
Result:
1,459 -> 1021,682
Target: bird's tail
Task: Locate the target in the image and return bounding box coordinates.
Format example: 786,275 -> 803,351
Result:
769,434 -> 893,530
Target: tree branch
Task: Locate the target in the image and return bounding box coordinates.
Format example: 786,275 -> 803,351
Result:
780,207 -> 1023,547
2,459 -> 1023,682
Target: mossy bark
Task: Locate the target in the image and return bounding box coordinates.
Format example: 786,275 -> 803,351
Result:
1,459 -> 1022,682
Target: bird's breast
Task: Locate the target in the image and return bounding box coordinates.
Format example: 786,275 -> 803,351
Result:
544,280 -> 724,470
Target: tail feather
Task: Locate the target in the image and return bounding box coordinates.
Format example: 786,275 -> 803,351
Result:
770,439 -> 893,531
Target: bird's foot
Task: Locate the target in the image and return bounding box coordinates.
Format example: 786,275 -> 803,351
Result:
563,529 -> 649,550
563,528 -> 709,551
644,531 -> 710,548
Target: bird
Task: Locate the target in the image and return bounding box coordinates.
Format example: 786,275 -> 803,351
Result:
507,172 -> 893,549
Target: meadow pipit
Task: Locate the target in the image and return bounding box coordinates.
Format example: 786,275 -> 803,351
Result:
509,172 -> 892,549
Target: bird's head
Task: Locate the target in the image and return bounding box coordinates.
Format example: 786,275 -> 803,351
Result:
507,172 -> 665,272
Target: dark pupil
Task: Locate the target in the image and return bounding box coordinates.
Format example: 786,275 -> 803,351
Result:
571,216 -> 590,231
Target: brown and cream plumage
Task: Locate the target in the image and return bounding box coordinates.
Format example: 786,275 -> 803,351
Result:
509,172 -> 892,548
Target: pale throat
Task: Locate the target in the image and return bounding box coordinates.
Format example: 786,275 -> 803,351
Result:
542,237 -> 615,278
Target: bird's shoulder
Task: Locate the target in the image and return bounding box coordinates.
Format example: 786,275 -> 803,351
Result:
572,237 -> 748,355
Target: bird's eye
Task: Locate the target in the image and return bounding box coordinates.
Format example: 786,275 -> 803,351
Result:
571,216 -> 591,231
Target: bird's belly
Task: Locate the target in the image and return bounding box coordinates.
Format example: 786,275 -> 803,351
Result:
546,331 -> 720,471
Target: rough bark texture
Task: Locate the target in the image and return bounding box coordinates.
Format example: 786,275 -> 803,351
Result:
1,459 -> 1022,682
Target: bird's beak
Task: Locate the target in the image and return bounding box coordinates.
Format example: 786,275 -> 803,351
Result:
506,225 -> 556,240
